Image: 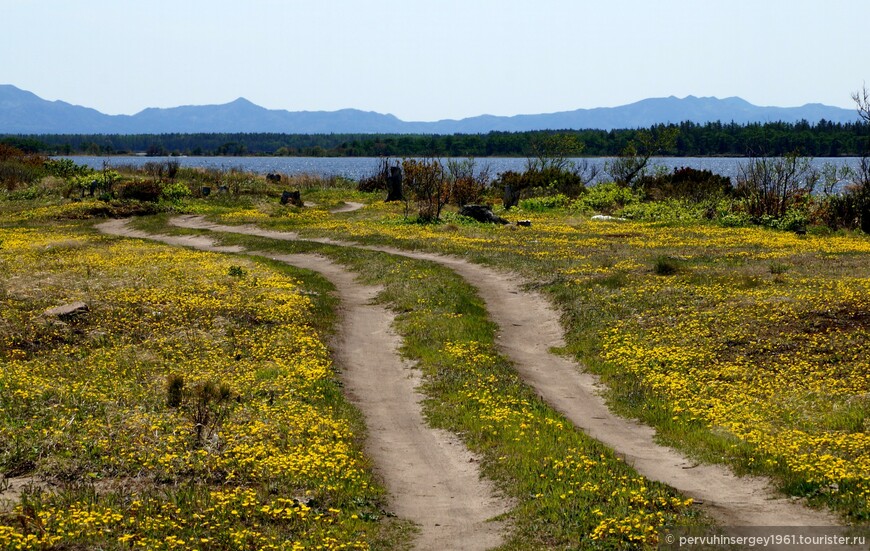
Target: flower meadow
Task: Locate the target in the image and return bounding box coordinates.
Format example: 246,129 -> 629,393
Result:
3,185 -> 869,549
0,220 -> 394,549
599,270 -> 870,497
218,198 -> 870,522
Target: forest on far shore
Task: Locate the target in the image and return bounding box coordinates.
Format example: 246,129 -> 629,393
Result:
2,119 -> 869,158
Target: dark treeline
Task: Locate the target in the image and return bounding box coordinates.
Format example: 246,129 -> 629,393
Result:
4,119 -> 870,157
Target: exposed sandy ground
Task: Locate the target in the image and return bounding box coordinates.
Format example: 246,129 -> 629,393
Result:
0,477 -> 40,513
97,218 -> 509,551
167,215 -> 843,529
329,201 -> 366,213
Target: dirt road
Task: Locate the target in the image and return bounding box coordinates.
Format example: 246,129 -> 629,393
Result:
97,219 -> 509,551
167,215 -> 840,528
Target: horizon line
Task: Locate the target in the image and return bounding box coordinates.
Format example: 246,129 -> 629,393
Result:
1,84 -> 859,123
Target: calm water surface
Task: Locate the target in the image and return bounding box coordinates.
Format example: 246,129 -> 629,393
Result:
59,156 -> 861,184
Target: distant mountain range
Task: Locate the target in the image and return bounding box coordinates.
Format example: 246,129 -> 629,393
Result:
0,84 -> 860,135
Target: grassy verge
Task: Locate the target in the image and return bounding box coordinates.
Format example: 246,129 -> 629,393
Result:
150,223 -> 709,549
0,213 -> 411,549
202,198 -> 870,523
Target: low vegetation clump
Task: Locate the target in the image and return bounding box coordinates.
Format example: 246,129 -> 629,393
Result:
0,220 -> 398,548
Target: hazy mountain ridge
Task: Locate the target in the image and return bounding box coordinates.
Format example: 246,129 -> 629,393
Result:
0,84 -> 859,135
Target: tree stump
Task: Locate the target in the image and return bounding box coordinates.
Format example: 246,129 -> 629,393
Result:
385,165 -> 403,202
281,190 -> 303,206
503,184 -> 521,209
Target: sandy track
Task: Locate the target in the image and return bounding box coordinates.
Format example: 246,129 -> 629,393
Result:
167,214 -> 841,528
96,219 -> 508,551
330,201 -> 366,213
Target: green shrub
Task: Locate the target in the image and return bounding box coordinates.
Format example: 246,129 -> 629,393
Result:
5,186 -> 42,201
619,199 -> 706,222
774,208 -> 809,232
572,182 -> 640,214
160,181 -> 191,202
66,170 -> 120,198
519,193 -> 571,211
719,212 -> 751,227
44,158 -> 90,180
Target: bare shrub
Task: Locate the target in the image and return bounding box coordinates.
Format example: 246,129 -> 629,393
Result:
188,380 -> 234,449
736,153 -> 818,219
448,158 -> 491,207
401,157 -> 451,222
358,157 -> 392,192
0,144 -> 46,191
606,127 -> 678,188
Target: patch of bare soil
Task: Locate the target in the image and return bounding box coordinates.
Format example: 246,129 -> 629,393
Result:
166,215 -> 843,529
330,201 -> 365,214
0,476 -> 45,513
97,219 -> 509,551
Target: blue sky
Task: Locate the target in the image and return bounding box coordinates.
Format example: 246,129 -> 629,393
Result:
3,0 -> 869,121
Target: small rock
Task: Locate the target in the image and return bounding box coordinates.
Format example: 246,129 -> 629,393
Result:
43,301 -> 89,319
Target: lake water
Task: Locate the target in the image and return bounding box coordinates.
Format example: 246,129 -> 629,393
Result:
59,155 -> 862,185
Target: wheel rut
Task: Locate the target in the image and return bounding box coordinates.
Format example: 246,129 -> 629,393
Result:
166,214 -> 842,528
96,219 -> 509,551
